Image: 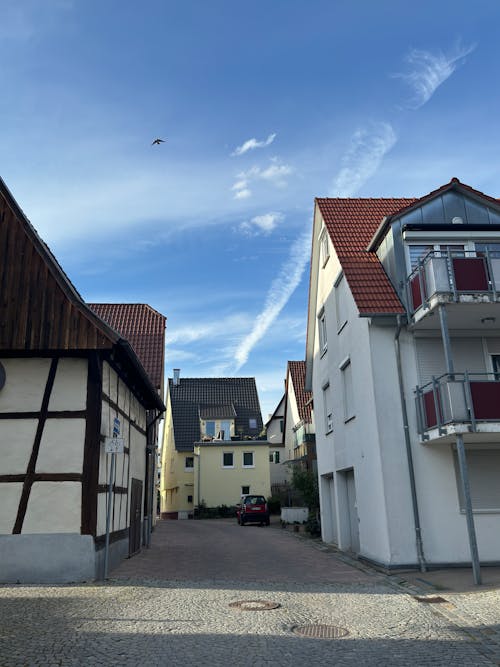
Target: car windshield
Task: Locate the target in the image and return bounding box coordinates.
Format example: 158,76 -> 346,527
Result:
245,496 -> 265,505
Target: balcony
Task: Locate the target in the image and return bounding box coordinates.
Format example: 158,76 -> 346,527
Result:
415,372 -> 500,441
406,251 -> 500,323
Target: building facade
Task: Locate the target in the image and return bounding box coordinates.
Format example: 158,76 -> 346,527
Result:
306,178 -> 500,581
160,375 -> 270,518
0,177 -> 165,583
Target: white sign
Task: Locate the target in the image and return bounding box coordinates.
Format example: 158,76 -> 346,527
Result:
105,437 -> 125,454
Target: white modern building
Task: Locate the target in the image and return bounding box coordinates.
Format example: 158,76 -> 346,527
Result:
306,178 -> 500,582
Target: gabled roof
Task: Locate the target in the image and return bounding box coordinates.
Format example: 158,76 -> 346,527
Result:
0,176 -> 164,411
168,377 -> 263,452
288,361 -> 312,424
316,197 -> 414,315
89,303 -> 166,392
264,393 -> 285,427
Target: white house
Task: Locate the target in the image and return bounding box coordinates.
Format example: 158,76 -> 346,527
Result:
0,177 -> 165,583
306,178 -> 500,583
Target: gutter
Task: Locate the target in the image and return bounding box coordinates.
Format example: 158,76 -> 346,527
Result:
394,314 -> 427,572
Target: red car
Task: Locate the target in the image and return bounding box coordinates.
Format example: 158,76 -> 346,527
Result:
236,495 -> 270,526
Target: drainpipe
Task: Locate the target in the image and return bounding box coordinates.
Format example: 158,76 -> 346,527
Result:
146,410 -> 164,547
437,305 -> 481,585
395,315 -> 427,572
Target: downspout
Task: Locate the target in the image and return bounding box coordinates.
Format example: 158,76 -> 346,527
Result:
146,409 -> 164,547
395,314 -> 427,572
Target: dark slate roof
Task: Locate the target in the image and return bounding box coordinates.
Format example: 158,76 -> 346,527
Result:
169,377 -> 263,452
89,303 -> 166,392
199,403 -> 236,419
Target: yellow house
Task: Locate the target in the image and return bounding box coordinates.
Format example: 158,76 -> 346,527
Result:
194,441 -> 271,508
160,373 -> 270,518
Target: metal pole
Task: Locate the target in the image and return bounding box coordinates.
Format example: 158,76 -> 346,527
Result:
438,305 -> 454,378
103,452 -> 116,580
438,304 -> 481,585
455,434 -> 481,585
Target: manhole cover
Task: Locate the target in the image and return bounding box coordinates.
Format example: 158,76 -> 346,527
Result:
292,624 -> 349,639
413,595 -> 448,604
229,600 -> 281,611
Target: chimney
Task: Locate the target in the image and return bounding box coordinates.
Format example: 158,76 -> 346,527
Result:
173,369 -> 180,386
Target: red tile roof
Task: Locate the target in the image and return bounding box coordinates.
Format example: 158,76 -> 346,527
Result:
89,303 -> 166,391
288,361 -> 312,424
316,198 -> 416,315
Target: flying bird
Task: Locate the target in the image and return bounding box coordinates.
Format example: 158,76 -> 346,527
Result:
152,138 -> 166,145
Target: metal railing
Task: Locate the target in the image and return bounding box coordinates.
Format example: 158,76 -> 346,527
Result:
415,372 -> 500,438
406,250 -> 500,314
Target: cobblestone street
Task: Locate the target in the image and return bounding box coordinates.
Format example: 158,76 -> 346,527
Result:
0,519 -> 499,666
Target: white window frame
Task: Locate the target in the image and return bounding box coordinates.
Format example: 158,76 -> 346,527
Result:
222,452 -> 234,469
318,308 -> 328,356
320,228 -> 330,267
242,451 -> 255,468
322,382 -> 333,434
340,357 -> 355,422
334,272 -> 348,333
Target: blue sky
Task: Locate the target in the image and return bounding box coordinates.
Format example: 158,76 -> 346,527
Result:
1,1 -> 499,417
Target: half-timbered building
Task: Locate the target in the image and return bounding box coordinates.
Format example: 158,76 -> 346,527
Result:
0,177 -> 165,583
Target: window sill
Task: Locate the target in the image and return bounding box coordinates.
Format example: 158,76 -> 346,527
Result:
344,415 -> 356,424
322,254 -> 330,269
243,465 -> 255,469
320,347 -> 328,358
222,466 -> 234,470
325,428 -> 333,435
460,509 -> 500,514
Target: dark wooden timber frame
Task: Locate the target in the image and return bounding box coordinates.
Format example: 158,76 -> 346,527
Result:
81,352 -> 102,536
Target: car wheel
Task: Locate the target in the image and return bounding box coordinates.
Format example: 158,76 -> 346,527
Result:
240,518 -> 245,526
265,519 -> 270,526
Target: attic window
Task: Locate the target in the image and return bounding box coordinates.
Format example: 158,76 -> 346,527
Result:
320,229 -> 330,267
249,418 -> 257,429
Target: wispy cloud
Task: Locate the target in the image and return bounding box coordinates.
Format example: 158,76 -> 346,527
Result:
231,133 -> 276,156
231,157 -> 293,199
331,122 -> 397,197
396,42 -> 476,109
239,212 -> 284,236
232,230 -> 311,372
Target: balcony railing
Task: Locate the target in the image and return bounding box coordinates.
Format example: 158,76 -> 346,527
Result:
406,250 -> 500,314
415,372 -> 500,438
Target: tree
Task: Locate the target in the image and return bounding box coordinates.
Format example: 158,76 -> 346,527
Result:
290,466 -> 319,511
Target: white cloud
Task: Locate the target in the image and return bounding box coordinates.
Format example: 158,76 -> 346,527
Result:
231,133 -> 276,156
232,229 -> 311,372
331,122 -> 397,197
396,43 -> 476,109
231,157 -> 293,199
239,212 -> 284,236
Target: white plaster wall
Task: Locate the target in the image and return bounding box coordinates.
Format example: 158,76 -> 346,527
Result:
312,235 -> 393,562
400,328 -> 500,563
36,418 -> 86,473
48,358 -> 87,411
0,483 -> 23,533
0,358 -> 50,412
23,482 -> 81,533
0,420 -> 37,474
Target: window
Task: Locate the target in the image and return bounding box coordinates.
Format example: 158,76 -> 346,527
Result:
205,421 -> 216,437
320,229 -> 330,267
223,452 -> 234,468
269,451 -> 280,464
249,418 -> 257,429
241,485 -> 250,495
454,449 -> 500,511
341,358 -> 355,422
322,382 -> 333,434
335,274 -> 348,332
318,308 -> 327,355
187,495 -> 193,503
219,420 -> 231,440
279,419 -> 284,433
243,452 -> 254,467
185,456 -> 194,470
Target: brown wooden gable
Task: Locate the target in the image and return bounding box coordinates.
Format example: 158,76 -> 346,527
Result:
0,180 -> 115,352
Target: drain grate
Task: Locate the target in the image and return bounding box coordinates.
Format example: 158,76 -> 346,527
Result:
229,600 -> 281,611
413,595 -> 448,604
292,624 -> 349,639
